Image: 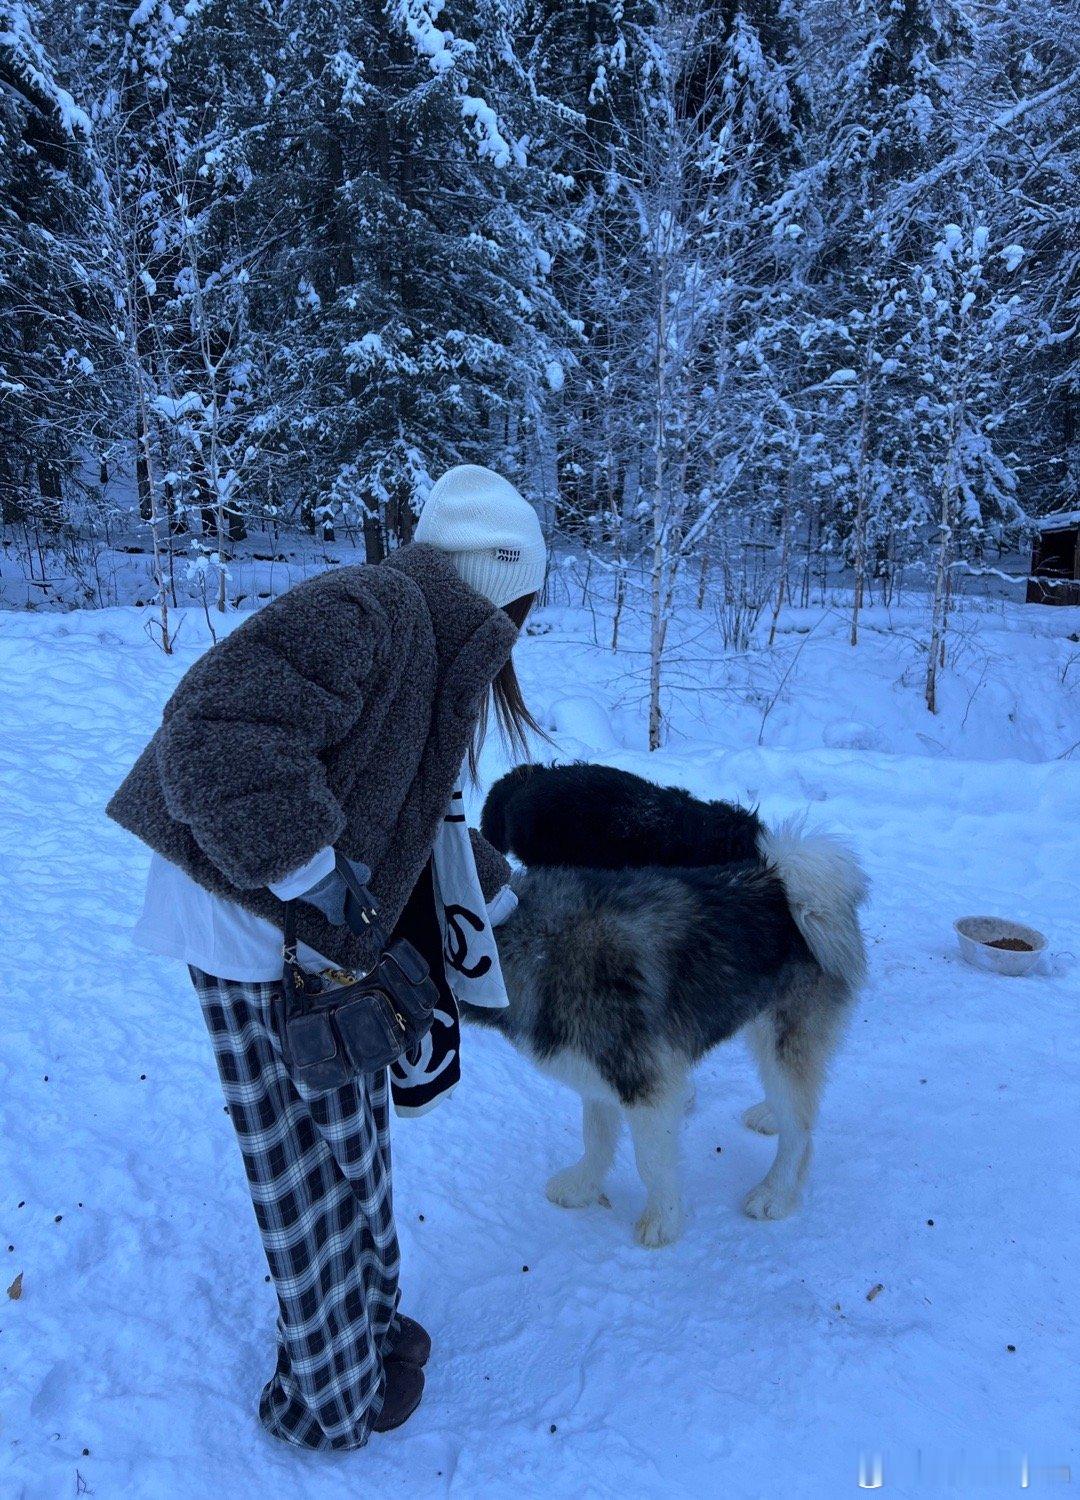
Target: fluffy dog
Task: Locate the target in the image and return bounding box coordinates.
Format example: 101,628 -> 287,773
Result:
480,762 -> 765,871
464,822 -> 868,1247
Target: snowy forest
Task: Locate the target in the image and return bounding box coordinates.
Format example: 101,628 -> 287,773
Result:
2,1 -> 1078,726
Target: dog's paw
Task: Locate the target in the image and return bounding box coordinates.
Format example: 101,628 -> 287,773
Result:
742,1101 -> 779,1135
633,1203 -> 683,1248
546,1166 -> 605,1209
742,1179 -> 799,1220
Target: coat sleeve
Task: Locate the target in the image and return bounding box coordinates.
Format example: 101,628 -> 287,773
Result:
468,826 -> 512,903
155,575 -> 390,890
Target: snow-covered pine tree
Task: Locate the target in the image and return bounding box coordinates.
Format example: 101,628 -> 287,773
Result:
0,2 -> 102,537
93,0 -> 294,593
18,0 -> 570,588
706,0 -> 813,638
76,0 -> 219,641
225,0 -> 566,560
808,0 -> 979,643
913,219 -> 1028,711
521,0 -> 661,554
967,1 -> 1080,520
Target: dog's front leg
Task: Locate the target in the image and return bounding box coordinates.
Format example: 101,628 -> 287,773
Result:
546,1099 -> 620,1209
627,1094 -> 684,1248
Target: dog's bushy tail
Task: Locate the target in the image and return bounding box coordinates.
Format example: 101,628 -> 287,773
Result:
759,819 -> 869,987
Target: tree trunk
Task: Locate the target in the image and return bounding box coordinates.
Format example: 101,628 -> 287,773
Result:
924,486 -> 953,714
135,379 -> 173,654
768,465 -> 794,647
648,527 -> 665,751
926,310 -> 971,712
611,567 -> 626,653
136,413 -> 153,522
849,358 -> 873,647
648,252 -> 669,752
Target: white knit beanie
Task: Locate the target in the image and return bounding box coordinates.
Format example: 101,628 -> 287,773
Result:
414,465 -> 547,609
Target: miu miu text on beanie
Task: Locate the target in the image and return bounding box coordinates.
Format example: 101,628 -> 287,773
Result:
414,464 -> 547,609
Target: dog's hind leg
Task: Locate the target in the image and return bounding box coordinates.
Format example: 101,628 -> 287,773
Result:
742,992 -> 844,1221
627,1091 -> 685,1248
546,1099 -> 621,1210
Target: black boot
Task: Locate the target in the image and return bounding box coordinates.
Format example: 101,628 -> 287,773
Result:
372,1358 -> 425,1434
387,1314 -> 432,1369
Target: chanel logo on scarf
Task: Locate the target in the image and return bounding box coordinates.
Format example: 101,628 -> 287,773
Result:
444,904 -> 492,979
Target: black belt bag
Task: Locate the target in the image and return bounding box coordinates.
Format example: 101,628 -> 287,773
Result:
279,854 -> 439,1093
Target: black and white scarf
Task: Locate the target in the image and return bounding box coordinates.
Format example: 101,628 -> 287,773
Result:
389,788 -> 513,1117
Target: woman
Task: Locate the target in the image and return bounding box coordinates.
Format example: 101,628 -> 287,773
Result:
107,465 -> 547,1449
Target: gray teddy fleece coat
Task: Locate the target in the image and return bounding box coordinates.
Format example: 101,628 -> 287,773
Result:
107,544 -> 515,973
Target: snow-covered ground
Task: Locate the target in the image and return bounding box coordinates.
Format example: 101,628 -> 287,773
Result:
2,582 -> 1078,1498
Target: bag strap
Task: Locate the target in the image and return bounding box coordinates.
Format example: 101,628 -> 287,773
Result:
334,850 -> 384,943
282,851 -> 387,973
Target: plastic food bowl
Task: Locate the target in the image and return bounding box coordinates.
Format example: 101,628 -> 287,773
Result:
954,916 -> 1047,977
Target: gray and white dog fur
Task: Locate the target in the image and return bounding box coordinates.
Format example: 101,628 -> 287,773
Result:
462,821 -> 869,1247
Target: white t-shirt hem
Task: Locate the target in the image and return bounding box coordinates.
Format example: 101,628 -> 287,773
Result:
133,852 -> 333,982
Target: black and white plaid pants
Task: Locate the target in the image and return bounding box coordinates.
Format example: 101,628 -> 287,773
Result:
190,966 -> 401,1450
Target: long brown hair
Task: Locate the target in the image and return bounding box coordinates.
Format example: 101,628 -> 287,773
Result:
469,592 -> 547,778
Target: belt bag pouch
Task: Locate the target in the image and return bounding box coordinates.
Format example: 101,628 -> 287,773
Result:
334,987 -> 410,1075
282,960 -> 440,1095
381,938 -> 442,1027
284,959 -> 437,1088
334,941 -> 441,1073
287,1003 -> 353,1093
